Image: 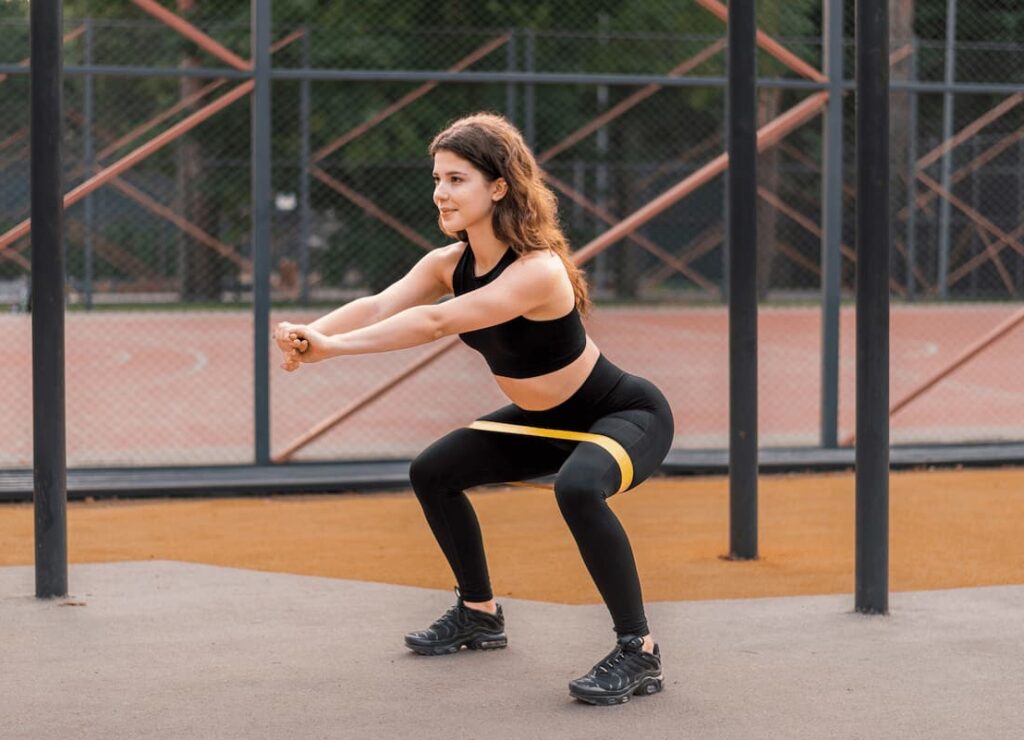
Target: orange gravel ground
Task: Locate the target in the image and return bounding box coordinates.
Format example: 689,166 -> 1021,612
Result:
2,467 -> 1023,603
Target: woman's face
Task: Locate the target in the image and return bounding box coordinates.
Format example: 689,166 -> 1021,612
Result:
432,149 -> 505,235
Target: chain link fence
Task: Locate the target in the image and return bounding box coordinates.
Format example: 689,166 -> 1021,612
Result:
1,0 -> 1022,468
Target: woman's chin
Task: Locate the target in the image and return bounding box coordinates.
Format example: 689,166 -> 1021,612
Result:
437,218 -> 460,237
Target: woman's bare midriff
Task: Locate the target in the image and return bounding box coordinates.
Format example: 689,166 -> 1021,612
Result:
492,336 -> 601,411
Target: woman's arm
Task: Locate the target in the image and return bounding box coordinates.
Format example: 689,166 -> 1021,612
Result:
274,245 -> 456,354
305,295 -> 381,335
289,255 -> 559,365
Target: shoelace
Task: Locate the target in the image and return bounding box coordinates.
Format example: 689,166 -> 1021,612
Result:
595,647 -> 631,674
594,641 -> 653,675
429,605 -> 465,631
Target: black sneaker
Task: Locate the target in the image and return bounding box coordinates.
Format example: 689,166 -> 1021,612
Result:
568,634 -> 663,705
404,588 -> 508,656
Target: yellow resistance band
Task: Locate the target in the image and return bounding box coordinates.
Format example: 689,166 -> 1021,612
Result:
467,420 -> 634,494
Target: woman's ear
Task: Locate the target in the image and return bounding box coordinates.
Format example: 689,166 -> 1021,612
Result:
491,177 -> 508,202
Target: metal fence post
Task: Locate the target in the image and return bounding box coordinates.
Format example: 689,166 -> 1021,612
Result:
252,0 -> 272,464
722,109 -> 730,305
727,0 -> 758,560
83,17 -> 95,311
595,13 -> 609,295
820,0 -> 843,449
936,0 -> 958,298
1018,137 -> 1024,293
906,37 -> 919,300
299,25 -> 311,307
855,0 -> 891,616
31,0 -> 68,599
505,28 -> 517,124
524,28 -> 536,148
969,134 -> 980,296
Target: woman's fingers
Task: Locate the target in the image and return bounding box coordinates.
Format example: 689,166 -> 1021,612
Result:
285,329 -> 309,353
274,323 -> 317,369
275,323 -> 310,371
272,322 -> 311,355
273,322 -> 300,351
282,349 -> 301,371
285,330 -> 309,353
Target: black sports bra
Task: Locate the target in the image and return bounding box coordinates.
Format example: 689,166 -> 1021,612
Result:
451,244 -> 587,379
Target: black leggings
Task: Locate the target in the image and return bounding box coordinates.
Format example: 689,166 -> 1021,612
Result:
408,354 -> 675,637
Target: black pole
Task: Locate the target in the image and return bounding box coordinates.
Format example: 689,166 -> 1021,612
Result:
855,0 -> 890,614
252,0 -> 271,465
298,25 -> 311,307
820,0 -> 843,448
31,0 -> 68,598
727,0 -> 758,560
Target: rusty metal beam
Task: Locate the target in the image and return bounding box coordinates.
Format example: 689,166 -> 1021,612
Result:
312,34 -> 511,164
543,171 -> 720,295
918,172 -> 1024,277
130,0 -> 250,71
110,177 -> 250,269
695,0 -> 826,82
898,125 -> 1024,222
0,129 -> 28,153
536,39 -> 727,164
916,93 -> 1024,172
65,217 -> 163,281
972,225 -> 1018,297
0,24 -> 84,84
53,30 -> 303,277
0,244 -> 31,269
947,221 -> 1024,289
0,81 -> 254,254
571,92 -> 830,268
757,187 -> 910,297
773,240 -> 822,278
639,225 -> 723,292
634,132 -> 723,193
310,167 -> 436,252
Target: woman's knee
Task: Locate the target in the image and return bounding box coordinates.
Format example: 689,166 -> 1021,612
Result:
553,471 -> 613,517
408,443 -> 452,497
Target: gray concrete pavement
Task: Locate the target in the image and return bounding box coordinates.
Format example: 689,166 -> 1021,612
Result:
1,561 -> 1021,739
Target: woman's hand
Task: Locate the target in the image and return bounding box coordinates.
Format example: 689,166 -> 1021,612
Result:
274,321 -> 308,372
275,321 -> 337,372
273,321 -> 308,354
282,324 -> 337,370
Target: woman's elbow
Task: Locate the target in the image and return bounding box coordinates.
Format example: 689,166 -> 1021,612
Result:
422,306 -> 449,340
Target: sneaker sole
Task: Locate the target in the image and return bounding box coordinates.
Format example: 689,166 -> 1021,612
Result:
404,632 -> 508,656
569,674 -> 664,706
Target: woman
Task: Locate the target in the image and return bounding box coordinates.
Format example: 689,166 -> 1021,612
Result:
274,112 -> 674,706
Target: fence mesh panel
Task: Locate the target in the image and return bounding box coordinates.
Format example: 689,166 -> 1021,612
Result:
1,0 -> 1022,468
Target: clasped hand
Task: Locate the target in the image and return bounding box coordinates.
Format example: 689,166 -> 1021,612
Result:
273,321 -> 332,372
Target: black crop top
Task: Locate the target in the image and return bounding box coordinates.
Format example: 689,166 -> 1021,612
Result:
451,243 -> 587,378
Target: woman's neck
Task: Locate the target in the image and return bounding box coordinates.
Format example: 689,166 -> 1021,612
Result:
464,224 -> 509,270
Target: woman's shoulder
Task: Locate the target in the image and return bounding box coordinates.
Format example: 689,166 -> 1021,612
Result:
511,247 -> 566,280
427,242 -> 469,269
429,242 -> 469,294
438,241 -> 469,258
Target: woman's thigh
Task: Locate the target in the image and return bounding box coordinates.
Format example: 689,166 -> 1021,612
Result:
413,405 -> 571,491
585,411 -> 671,492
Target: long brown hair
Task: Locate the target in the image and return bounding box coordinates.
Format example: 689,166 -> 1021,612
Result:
429,112 -> 591,315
